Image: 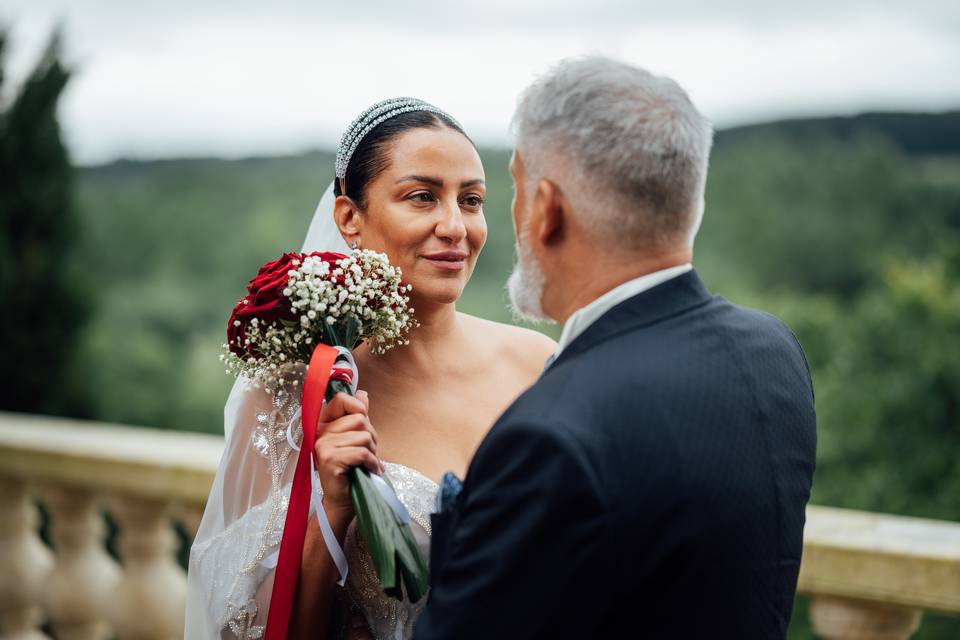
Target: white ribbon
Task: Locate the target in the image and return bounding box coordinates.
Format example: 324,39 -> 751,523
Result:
370,472 -> 411,525
310,455 -> 350,585
332,345 -> 359,394
286,406 -> 302,452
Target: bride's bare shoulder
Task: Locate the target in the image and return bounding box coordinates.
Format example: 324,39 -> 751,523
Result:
458,313 -> 556,374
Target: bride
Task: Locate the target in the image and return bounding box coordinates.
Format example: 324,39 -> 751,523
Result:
184,97 -> 556,640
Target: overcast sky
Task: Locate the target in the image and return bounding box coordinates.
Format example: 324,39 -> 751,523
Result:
2,0 -> 959,165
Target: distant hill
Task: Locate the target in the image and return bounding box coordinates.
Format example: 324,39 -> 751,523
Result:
715,111 -> 960,155
87,110 -> 960,177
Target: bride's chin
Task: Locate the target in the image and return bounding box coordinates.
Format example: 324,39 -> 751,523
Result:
408,281 -> 466,308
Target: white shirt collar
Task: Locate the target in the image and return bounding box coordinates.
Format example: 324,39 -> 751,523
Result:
553,264 -> 693,359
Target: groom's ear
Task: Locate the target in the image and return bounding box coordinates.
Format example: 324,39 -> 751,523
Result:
334,195 -> 363,244
532,179 -> 567,247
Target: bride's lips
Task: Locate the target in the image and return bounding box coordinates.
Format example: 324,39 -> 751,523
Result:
421,250 -> 468,271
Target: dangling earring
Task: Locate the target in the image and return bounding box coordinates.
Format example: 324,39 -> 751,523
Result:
349,240 -> 359,251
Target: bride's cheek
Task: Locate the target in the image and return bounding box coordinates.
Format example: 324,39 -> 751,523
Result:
469,216 -> 488,246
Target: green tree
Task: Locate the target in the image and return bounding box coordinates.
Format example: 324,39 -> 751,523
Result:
807,245 -> 960,520
0,30 -> 91,415
698,133 -> 960,298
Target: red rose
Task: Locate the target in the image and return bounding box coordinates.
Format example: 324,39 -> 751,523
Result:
228,253 -> 300,356
307,251 -> 349,263
227,252 -> 350,357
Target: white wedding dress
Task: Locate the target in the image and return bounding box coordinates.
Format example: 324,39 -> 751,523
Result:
185,182 -> 438,640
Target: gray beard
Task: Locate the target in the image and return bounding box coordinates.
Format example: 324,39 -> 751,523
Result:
507,225 -> 551,323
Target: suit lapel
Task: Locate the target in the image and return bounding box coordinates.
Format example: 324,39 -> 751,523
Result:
550,269 -> 713,371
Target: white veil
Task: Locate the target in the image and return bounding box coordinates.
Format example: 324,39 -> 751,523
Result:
301,182 -> 351,266
185,180 -> 348,639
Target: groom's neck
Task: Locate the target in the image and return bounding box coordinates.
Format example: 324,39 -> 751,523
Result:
549,246 -> 693,326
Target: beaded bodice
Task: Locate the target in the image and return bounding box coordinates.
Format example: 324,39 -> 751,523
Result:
342,462 -> 438,640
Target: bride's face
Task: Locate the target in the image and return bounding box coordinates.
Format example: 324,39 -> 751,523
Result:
349,127 -> 487,306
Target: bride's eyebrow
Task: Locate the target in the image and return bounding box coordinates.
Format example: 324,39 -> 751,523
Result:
397,175 -> 444,187
396,175 -> 485,188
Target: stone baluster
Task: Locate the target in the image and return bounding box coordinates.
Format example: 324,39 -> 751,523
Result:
42,487 -> 122,640
810,595 -> 922,640
0,478 -> 54,639
108,497 -> 186,640
176,504 -> 205,540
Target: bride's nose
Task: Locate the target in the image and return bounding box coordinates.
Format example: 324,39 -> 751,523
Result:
434,198 -> 467,243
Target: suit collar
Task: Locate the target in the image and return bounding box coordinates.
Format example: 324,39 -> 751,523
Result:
555,264 -> 693,355
548,269 -> 713,370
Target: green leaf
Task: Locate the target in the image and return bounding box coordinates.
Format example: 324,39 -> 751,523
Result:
323,320 -> 342,347
325,378 -> 352,404
343,315 -> 360,350
349,466 -> 429,602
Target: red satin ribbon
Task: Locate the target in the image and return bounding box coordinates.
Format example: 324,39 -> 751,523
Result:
265,343 -> 339,640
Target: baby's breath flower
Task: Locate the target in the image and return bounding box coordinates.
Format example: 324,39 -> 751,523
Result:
222,249 -> 415,385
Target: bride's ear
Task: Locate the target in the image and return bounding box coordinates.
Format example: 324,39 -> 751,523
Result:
334,195 -> 363,246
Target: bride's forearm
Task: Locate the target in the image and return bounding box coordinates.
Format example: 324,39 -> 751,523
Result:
289,503 -> 353,640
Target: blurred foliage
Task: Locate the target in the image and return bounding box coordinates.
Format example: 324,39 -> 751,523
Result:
0,35 -> 957,633
788,250 -> 959,517
0,30 -> 92,416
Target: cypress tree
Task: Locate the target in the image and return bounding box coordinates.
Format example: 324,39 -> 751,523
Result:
0,30 -> 91,415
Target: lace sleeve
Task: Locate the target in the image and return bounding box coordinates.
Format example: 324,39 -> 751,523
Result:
185,375 -> 303,639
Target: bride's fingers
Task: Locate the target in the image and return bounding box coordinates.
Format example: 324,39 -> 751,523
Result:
320,413 -> 379,447
327,446 -> 381,474
321,430 -> 377,455
321,413 -> 366,434
319,392 -> 367,423
356,389 -> 370,412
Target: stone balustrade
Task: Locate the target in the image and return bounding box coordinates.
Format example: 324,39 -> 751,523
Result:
1,411 -> 958,639
799,505 -> 960,638
0,413 -> 221,639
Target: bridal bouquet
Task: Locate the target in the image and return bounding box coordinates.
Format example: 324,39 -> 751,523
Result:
222,250 -> 427,639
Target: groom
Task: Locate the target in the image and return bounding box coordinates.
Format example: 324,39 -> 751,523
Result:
412,57 -> 816,639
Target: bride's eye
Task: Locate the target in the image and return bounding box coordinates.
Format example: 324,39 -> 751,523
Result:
460,195 -> 485,209
408,191 -> 436,204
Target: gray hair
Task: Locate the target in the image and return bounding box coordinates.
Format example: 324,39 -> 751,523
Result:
512,56 -> 713,248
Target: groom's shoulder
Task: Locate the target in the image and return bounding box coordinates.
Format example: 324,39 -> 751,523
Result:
717,298 -> 812,367
721,297 -> 801,336
511,296 -> 809,414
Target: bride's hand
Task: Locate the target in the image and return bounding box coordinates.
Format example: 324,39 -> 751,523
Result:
314,390 -> 384,515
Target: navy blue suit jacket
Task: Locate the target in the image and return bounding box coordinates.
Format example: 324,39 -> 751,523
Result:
414,270 -> 816,639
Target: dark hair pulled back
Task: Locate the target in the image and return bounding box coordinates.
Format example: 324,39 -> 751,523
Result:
334,110 -> 472,209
